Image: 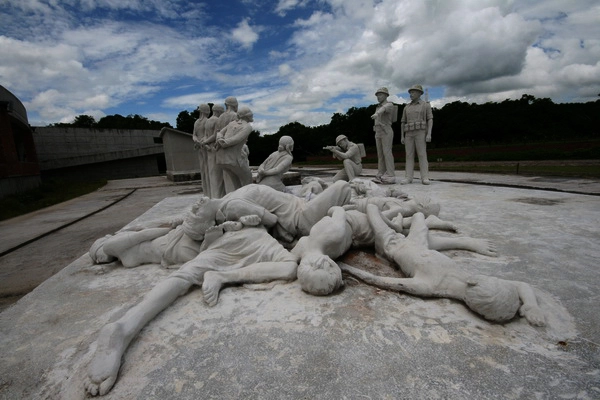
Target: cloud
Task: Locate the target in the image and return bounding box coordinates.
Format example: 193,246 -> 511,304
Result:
231,18 -> 260,50
275,0 -> 310,16
2,0 -> 599,133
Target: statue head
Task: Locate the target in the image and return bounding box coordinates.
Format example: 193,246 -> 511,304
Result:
89,235 -> 116,264
198,104 -> 210,115
181,196 -> 219,241
297,254 -> 343,296
335,134 -> 349,150
375,87 -> 389,103
278,135 -> 294,154
212,104 -> 224,116
224,96 -> 238,111
411,194 -> 440,217
237,106 -> 253,122
408,84 -> 424,101
464,275 -> 521,322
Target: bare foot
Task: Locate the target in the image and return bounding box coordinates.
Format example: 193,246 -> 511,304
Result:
202,271 -> 225,307
84,323 -> 127,396
471,239 -> 498,257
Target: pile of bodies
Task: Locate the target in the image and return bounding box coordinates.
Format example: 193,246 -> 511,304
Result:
85,178 -> 545,396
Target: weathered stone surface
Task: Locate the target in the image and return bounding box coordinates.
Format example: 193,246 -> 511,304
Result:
1,180 -> 598,399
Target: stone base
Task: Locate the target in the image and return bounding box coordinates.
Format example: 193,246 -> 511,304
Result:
1,181 -> 598,399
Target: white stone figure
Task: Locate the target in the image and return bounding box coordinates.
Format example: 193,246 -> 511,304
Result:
349,178 -> 408,200
193,104 -> 211,196
215,106 -> 254,194
84,217 -> 299,396
89,213 -> 200,269
202,206 -> 351,306
347,193 -> 441,219
341,204 -> 546,326
203,204 -> 496,305
84,182 -> 352,396
256,135 -> 294,192
324,135 -> 363,182
371,87 -> 396,184
185,181 -> 352,244
201,104 -> 224,198
400,84 -> 433,185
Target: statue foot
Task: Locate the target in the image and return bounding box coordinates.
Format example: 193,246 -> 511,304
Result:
472,239 -> 498,257
422,179 -> 431,185
202,271 -> 225,307
400,179 -> 412,185
85,323 -> 127,396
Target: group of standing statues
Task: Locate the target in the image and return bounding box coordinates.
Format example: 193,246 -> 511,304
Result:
193,96 -> 297,198
83,88 -> 546,396
323,85 -> 433,185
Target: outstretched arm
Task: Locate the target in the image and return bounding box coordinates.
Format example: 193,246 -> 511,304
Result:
103,228 -> 172,259
366,203 -> 403,257
202,260 -> 298,306
514,281 -> 546,326
339,263 -> 432,296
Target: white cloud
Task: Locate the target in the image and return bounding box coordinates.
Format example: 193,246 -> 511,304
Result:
2,0 -> 599,132
231,18 -> 260,50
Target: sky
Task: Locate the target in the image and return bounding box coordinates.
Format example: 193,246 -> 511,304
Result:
1,0 -> 599,134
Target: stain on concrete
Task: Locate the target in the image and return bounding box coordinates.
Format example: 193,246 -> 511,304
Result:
510,197 -> 564,206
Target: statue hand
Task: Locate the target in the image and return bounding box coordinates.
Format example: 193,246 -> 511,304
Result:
401,137 -> 405,144
426,135 -> 432,142
222,221 -> 243,232
239,214 -> 261,226
370,114 -> 376,119
520,304 -> 546,327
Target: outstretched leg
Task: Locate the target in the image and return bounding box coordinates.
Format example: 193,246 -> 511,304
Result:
427,235 -> 498,257
202,261 -> 298,306
85,276 -> 192,396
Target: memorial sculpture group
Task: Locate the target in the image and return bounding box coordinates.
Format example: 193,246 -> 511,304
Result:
84,92 -> 547,396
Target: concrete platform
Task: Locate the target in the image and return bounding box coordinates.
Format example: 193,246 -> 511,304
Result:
1,172 -> 599,399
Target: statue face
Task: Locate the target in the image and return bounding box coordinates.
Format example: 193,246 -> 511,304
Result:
409,90 -> 421,101
376,93 -> 388,103
338,139 -> 349,150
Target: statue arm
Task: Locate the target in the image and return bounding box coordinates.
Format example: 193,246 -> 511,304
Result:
217,124 -> 251,148
514,281 -> 546,326
262,155 -> 292,176
223,199 -> 278,228
426,104 -> 433,141
339,263 -> 432,296
366,203 -> 402,257
102,228 -> 172,258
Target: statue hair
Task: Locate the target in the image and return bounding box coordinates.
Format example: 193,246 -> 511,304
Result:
464,275 -> 521,322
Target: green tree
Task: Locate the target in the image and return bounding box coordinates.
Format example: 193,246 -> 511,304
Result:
72,115 -> 96,128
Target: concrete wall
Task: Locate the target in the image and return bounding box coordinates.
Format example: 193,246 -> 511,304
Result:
0,85 -> 41,199
160,127 -> 201,181
33,127 -> 163,170
31,127 -> 165,181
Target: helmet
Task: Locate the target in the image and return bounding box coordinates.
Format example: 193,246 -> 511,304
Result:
408,84 -> 424,94
198,104 -> 210,113
375,87 -> 389,96
335,134 -> 348,144
212,104 -> 224,112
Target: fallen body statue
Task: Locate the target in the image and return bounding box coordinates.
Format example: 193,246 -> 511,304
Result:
85,181 -> 546,396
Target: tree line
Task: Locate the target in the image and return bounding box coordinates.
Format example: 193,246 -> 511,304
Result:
52,94 -> 599,165
50,114 -> 172,130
